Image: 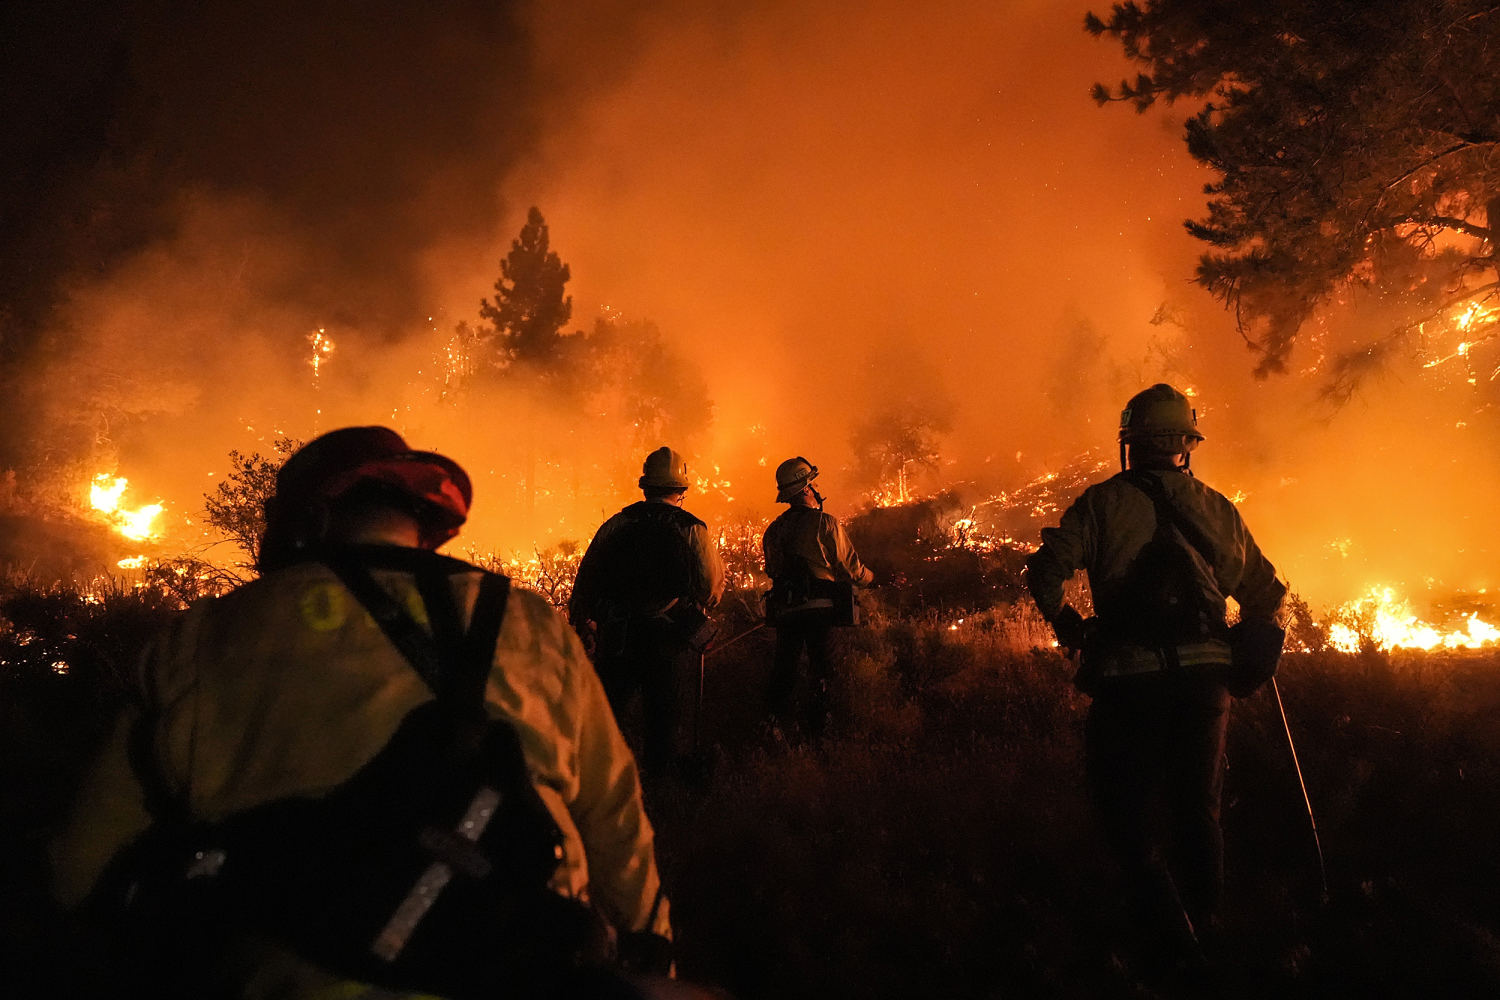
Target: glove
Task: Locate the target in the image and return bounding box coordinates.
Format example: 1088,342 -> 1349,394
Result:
1050,605 -> 1087,651
573,619 -> 598,658
616,930 -> 674,976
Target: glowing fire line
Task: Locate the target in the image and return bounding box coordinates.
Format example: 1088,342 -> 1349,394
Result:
1326,586 -> 1498,652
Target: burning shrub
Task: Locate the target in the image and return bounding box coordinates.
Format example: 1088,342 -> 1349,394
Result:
0,573 -> 181,699
847,491 -> 1030,617
467,542 -> 584,610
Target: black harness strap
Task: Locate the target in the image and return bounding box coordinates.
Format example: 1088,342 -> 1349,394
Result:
320,549 -> 515,963
1118,470 -> 1225,663
1121,469 -> 1218,568
460,573 -> 511,708
322,548 -> 509,709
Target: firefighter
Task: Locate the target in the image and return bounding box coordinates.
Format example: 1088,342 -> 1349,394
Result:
1025,384 -> 1286,974
761,456 -> 873,739
568,447 -> 725,783
50,427 -> 674,999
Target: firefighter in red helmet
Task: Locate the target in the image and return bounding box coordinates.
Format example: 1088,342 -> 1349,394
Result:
1025,385 -> 1286,977
52,427 -> 676,998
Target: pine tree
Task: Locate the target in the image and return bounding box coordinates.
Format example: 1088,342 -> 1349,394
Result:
479,206 -> 572,370
1088,0 -> 1500,392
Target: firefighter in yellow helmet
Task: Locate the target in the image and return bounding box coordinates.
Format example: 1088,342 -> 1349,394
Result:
569,447 -> 725,785
1025,385 -> 1286,974
51,427 -> 674,999
761,457 -> 873,739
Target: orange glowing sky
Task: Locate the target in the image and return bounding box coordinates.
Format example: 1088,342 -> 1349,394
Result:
7,0 -> 1494,610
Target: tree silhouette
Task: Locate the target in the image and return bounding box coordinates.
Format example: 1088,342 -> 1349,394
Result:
202,438 -> 299,568
580,316 -> 714,451
1087,0 -> 1500,394
478,206 -> 572,370
851,395 -> 953,506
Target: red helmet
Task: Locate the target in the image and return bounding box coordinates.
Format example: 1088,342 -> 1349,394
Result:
263,427 -> 472,565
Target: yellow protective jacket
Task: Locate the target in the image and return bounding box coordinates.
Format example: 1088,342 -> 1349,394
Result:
51,553 -> 669,994
1025,467 -> 1285,675
762,505 -> 874,587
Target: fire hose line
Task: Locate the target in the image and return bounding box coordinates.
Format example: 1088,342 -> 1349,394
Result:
704,623 -> 766,658
1272,677 -> 1330,901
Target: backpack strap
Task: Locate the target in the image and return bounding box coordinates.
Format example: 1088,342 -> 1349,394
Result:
459,572 -> 511,706
1120,469 -> 1217,566
321,550 -> 517,963
1116,470 -> 1228,654
323,551 -> 447,694
323,548 -> 510,709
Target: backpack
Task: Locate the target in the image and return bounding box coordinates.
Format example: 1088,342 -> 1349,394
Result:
592,503 -> 699,620
1104,472 -> 1284,695
86,546 -> 608,999
1106,470 -> 1226,649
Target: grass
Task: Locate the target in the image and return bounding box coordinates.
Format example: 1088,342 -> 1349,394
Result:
655,621 -> 1500,999
4,572 -> 1500,998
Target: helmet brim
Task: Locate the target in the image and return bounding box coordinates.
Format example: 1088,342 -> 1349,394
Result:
775,474 -> 818,502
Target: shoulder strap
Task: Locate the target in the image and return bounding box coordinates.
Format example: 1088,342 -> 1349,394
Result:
460,573 -> 510,707
323,549 -> 510,710
1120,470 -> 1217,566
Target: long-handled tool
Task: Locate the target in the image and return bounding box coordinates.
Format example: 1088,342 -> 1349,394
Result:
1272,677 -> 1329,899
691,623 -> 765,752
707,622 -> 765,657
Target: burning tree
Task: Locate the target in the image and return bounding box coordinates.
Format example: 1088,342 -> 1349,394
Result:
850,393 -> 953,506
1087,0 -> 1500,397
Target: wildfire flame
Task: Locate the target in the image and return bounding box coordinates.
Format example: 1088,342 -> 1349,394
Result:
89,474 -> 165,542
1326,585 -> 1499,652
308,328 -> 335,376
871,465 -> 917,507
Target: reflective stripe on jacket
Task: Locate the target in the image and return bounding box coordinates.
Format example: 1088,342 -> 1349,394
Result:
51,560 -> 670,949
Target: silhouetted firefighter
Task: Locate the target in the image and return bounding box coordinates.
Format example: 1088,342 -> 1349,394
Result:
569,447 -> 725,785
51,427 -> 692,999
1025,384 -> 1287,978
762,456 -> 873,739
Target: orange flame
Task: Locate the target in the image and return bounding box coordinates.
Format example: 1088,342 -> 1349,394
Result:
1326,585 -> 1498,652
90,474 -> 165,542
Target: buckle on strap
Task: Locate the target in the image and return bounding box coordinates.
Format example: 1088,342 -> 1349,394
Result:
370,786 -> 502,963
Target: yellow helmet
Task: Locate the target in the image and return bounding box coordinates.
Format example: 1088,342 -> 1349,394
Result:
1118,384 -> 1204,443
639,446 -> 690,490
774,456 -> 819,502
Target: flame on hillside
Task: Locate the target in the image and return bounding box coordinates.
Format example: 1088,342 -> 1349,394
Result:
89,474 -> 164,541
871,465 -> 918,508
1326,586 -> 1498,652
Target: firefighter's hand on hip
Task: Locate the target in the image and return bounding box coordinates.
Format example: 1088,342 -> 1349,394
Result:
1051,605 -> 1087,651
575,619 -> 598,658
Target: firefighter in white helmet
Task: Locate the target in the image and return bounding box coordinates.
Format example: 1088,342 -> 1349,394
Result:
51,427 -> 675,998
761,456 -> 873,739
1025,384 -> 1286,974
569,447 -> 725,785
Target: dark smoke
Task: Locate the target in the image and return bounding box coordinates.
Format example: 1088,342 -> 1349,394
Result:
1,0 -> 1494,611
